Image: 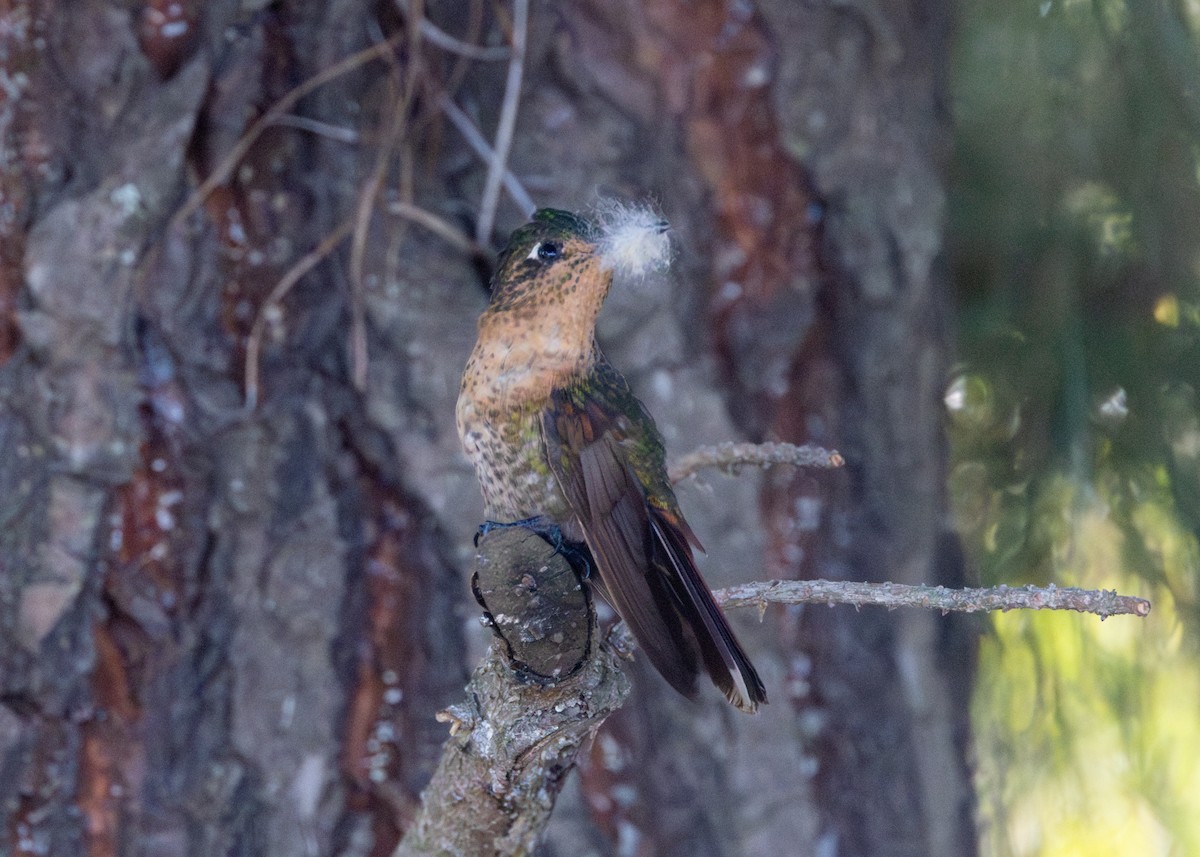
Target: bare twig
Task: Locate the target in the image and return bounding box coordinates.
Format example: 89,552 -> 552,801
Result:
419,19 -> 511,60
394,529 -> 628,857
668,441 -> 844,483
244,219 -> 355,409
386,201 -> 480,255
269,114 -> 360,144
349,79 -> 410,392
474,0 -> 530,244
438,95 -> 536,216
714,579 -> 1151,620
173,35 -> 402,228
438,0 -> 488,102
349,10 -> 424,393
664,441 -> 1146,618
394,0 -> 508,61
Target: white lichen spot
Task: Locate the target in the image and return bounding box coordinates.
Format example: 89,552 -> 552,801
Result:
611,783 -> 639,807
652,369 -> 672,400
161,18 -> 190,39
291,754 -> 326,818
617,820 -> 643,857
280,693 -> 296,729
594,200 -> 673,278
109,183 -> 142,217
598,732 -> 626,772
154,505 -> 175,531
792,495 -> 822,532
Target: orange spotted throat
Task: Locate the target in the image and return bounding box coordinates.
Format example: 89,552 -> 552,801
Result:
457,208 -> 767,712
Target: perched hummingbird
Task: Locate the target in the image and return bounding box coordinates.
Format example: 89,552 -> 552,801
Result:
457,207 -> 767,712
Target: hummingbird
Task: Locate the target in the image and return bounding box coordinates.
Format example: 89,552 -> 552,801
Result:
456,207 -> 767,713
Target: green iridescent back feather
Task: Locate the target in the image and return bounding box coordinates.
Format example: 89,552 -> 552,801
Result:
553,351 -> 679,514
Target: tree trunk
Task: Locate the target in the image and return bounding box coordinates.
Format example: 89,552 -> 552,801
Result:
0,1 -> 974,855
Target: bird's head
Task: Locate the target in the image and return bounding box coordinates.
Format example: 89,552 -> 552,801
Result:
486,209 -> 600,314
485,206 -> 671,319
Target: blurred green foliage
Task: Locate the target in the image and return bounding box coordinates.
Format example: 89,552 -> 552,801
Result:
948,0 -> 1200,854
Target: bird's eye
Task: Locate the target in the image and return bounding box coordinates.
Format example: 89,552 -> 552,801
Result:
527,241 -> 562,262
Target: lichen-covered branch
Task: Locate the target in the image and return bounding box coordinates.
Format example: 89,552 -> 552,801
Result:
665,442 -> 1148,620
394,643 -> 628,856
667,441 -> 844,483
398,445 -> 1148,856
394,528 -> 628,857
714,579 -> 1151,619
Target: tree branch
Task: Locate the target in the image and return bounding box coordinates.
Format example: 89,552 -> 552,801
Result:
398,441 -> 1150,856
172,35 -> 402,228
394,641 -> 628,856
244,219 -> 356,408
395,527 -> 628,857
418,18 -> 512,61
668,440 -> 844,483
474,0 -> 530,244
437,94 -> 536,218
663,442 -> 1148,618
714,579 -> 1151,619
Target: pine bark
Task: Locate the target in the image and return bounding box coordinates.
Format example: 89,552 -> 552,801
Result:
0,1 -> 973,855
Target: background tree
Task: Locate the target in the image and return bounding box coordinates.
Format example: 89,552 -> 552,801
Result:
951,2 -> 1200,854
0,1 -> 1181,856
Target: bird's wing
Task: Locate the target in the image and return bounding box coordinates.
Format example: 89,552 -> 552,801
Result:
542,372 -> 766,712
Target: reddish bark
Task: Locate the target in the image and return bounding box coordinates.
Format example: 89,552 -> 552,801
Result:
0,1 -> 971,855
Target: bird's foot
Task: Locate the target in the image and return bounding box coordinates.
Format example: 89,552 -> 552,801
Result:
475,515 -> 558,546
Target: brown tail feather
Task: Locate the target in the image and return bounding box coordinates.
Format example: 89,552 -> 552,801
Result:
650,512 -> 768,713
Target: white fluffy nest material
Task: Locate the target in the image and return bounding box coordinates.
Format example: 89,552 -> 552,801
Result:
594,201 -> 673,278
